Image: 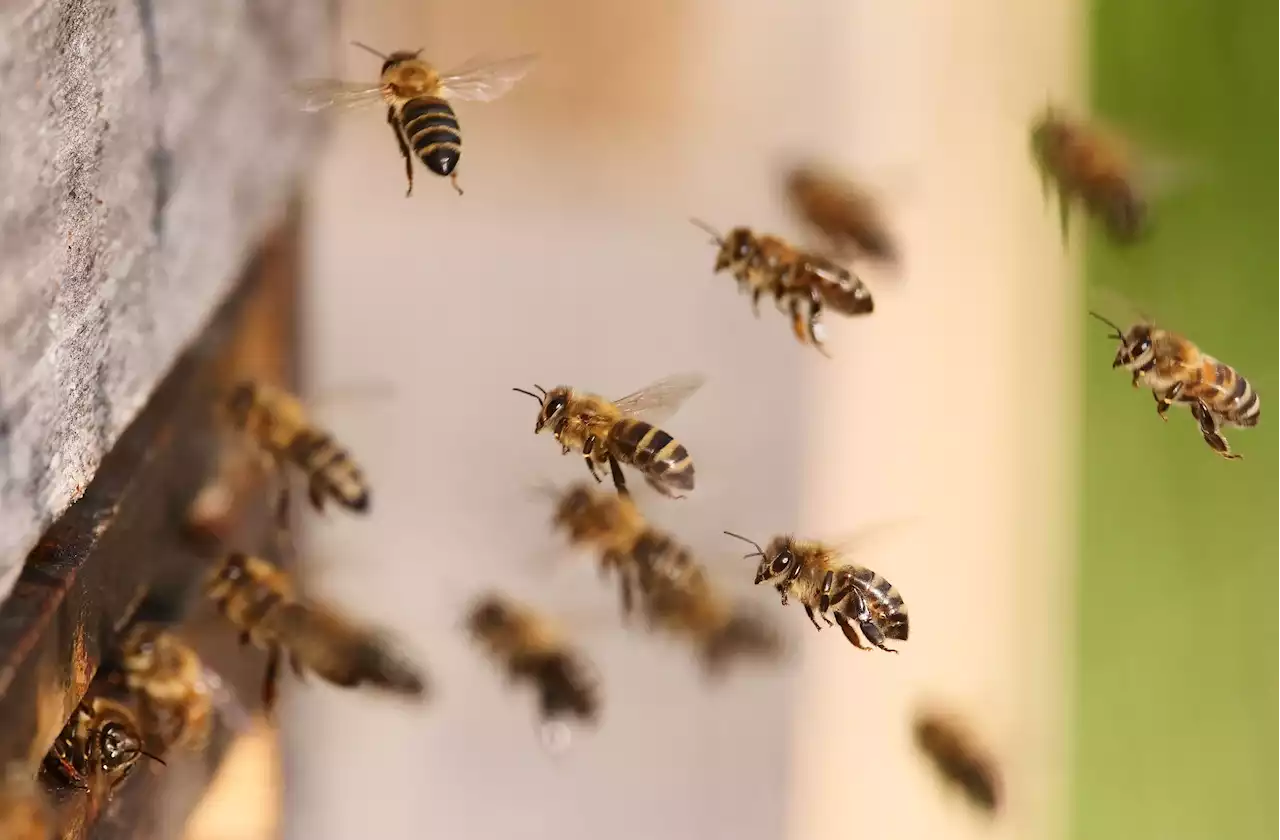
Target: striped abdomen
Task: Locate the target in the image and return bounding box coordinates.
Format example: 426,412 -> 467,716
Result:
841,565 -> 909,642
287,430 -> 370,512
607,419 -> 695,493
794,256 -> 874,315
399,96 -> 461,177
206,559 -> 292,650
1187,358 -> 1260,428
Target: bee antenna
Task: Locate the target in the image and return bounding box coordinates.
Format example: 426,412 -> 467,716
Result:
689,217 -> 724,245
350,41 -> 390,60
141,750 -> 166,767
512,387 -> 544,402
1087,310 -> 1125,339
723,530 -> 764,558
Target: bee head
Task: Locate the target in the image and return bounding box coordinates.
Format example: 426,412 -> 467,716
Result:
535,387 -> 571,435
467,595 -> 514,637
1089,311 -> 1151,370
724,531 -> 795,585
379,49 -> 422,75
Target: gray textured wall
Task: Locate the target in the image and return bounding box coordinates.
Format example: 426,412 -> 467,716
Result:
0,0 -> 332,603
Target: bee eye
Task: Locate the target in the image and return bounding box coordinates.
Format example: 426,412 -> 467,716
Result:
544,396 -> 567,418
771,551 -> 792,575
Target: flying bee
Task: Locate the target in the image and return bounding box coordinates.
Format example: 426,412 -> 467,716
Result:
0,764 -> 51,840
114,624 -> 220,751
466,593 -> 600,725
913,710 -> 1002,813
1030,106 -> 1148,245
724,531 -> 908,653
549,482 -> 648,612
205,553 -> 428,711
691,220 -> 872,355
513,374 -> 705,499
224,379 -> 370,551
295,42 -> 537,196
1090,310 -> 1260,459
783,163 -> 900,264
43,695 -> 165,795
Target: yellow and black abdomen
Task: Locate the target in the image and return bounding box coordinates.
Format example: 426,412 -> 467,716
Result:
1201,360 -> 1261,428
400,96 -> 461,177
287,430 -> 370,512
608,419 -> 695,493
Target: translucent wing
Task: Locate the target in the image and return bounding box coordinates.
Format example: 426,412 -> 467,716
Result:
613,373 -> 707,425
292,79 -> 385,113
437,54 -> 538,103
826,517 -> 916,558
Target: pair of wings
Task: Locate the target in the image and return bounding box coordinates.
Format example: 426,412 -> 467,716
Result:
295,54 -> 538,114
610,373 -> 707,426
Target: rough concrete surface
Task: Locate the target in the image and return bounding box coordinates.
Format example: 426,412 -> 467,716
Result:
0,0 -> 332,604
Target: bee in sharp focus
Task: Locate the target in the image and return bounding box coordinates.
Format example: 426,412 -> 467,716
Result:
784,163 -> 900,264
724,531 -> 908,652
225,379 -> 370,551
466,593 -> 599,725
514,374 -> 704,499
1090,310 -> 1259,459
1030,106 -> 1148,245
0,764 -> 51,840
691,220 -> 872,355
43,695 -> 164,795
914,710 -> 1002,813
295,42 -> 537,196
205,553 -> 428,711
114,624 -> 216,751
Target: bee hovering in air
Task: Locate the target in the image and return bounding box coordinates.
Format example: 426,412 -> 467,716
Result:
43,695 -> 165,796
205,553 -> 428,712
691,220 -> 872,355
724,531 -> 908,653
783,163 -> 900,265
0,764 -> 51,840
913,710 -> 1002,814
295,42 -> 537,196
549,482 -> 650,614
225,379 -> 370,552
466,593 -> 600,726
514,374 -> 705,499
1090,310 -> 1259,460
1030,106 -> 1149,245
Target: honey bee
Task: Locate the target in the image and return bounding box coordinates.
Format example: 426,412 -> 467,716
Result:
1030,106 -> 1147,244
0,765 -> 51,840
466,593 -> 600,725
296,42 -> 537,196
723,531 -> 908,652
205,553 -> 428,711
550,482 -> 649,613
691,220 -> 872,355
913,710 -> 1002,813
114,624 -> 217,751
1091,311 -> 1260,459
514,374 -> 704,499
43,695 -> 164,795
225,379 -> 370,549
784,164 -> 900,264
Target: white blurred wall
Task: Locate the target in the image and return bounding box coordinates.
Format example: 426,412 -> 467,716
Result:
292,2 -> 1081,839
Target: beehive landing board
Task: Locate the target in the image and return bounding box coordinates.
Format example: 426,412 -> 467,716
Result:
0,0 -> 333,604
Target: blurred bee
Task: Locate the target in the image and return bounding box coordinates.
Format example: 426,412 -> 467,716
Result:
1030,106 -> 1147,245
114,624 -> 218,751
0,764 -> 50,840
1091,310 -> 1259,459
550,482 -> 649,613
724,531 -> 908,652
514,374 -> 704,499
43,695 -> 164,795
466,594 -> 600,725
914,710 -> 1002,813
691,221 -> 872,355
295,42 -> 537,196
784,163 -> 900,264
205,553 -> 428,711
225,379 -> 370,551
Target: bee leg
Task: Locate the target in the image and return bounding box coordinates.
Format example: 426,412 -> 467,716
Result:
643,475 -> 685,500
834,612 -> 870,650
261,646 -> 282,715
774,582 -> 789,607
607,455 -> 631,498
788,297 -> 809,345
1155,383 -> 1182,421
450,172 -> 464,196
1191,401 -> 1241,460
307,477 -> 328,513
806,292 -> 831,357
858,618 -> 897,653
818,570 -> 835,614
750,286 -> 763,317
388,107 -> 413,197
271,465 -> 297,562
803,604 -> 824,631
619,569 -> 635,617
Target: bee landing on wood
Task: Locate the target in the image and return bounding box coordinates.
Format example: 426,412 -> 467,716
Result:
295,42 -> 537,196
514,374 -> 704,499
205,553 -> 428,712
43,695 -> 165,797
692,220 -> 872,356
724,531 -> 908,653
1091,310 -> 1259,460
113,624 -> 222,751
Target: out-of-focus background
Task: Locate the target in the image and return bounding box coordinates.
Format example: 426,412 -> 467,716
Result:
182,1 -> 1276,840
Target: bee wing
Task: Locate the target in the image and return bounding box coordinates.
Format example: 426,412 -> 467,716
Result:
612,373 -> 707,425
825,517 -> 915,559
292,79 -> 385,113
199,667 -> 254,734
436,54 -> 539,103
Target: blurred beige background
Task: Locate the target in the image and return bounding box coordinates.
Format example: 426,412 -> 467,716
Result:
190,2 -> 1088,839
